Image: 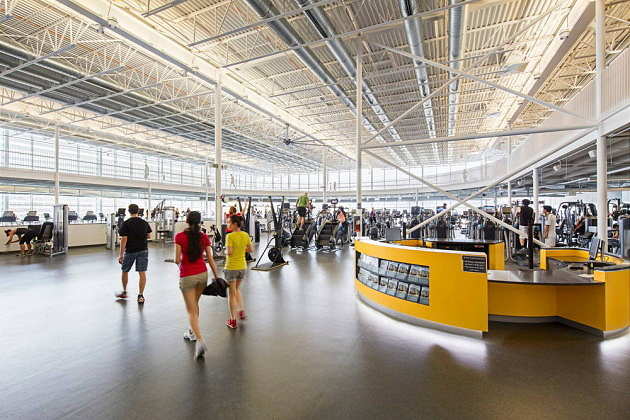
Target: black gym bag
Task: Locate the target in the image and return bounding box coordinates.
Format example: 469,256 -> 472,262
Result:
202,278 -> 228,298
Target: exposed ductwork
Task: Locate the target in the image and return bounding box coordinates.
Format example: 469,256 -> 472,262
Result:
242,0 -> 408,164
294,0 -> 409,163
447,0 -> 466,139
398,0 -> 439,162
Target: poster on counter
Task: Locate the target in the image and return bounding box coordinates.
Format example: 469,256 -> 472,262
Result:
386,262 -> 399,278
379,260 -> 390,276
419,286 -> 430,305
395,282 -> 409,299
386,278 -> 398,296
406,284 -> 420,302
378,276 -> 388,293
396,263 -> 409,281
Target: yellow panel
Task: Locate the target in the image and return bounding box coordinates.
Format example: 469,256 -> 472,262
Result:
600,269 -> 630,331
488,282 -> 557,317
488,242 -> 505,270
556,285 -> 606,330
394,239 -> 421,247
355,240 -> 488,332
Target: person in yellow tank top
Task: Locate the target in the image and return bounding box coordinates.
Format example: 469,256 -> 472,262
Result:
224,215 -> 253,329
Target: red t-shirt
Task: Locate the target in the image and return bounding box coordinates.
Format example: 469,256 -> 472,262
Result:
175,231 -> 211,278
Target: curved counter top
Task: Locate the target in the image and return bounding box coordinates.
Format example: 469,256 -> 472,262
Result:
487,269 -> 604,286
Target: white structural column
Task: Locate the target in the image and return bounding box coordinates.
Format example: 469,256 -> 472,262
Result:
54,126 -> 60,204
356,53 -> 363,236
532,168 -> 539,222
507,138 -> 512,206
322,149 -> 327,203
214,70 -> 223,228
595,0 -> 608,252
3,128 -> 8,168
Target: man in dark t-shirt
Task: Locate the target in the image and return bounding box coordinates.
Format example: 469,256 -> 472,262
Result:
517,199 -> 535,247
116,204 -> 152,303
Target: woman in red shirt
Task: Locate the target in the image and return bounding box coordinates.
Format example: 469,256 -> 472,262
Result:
175,211 -> 219,360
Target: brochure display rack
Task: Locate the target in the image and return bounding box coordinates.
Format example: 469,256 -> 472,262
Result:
357,254 -> 430,305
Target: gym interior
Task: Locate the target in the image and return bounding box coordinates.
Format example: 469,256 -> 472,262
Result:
1,0 -> 630,419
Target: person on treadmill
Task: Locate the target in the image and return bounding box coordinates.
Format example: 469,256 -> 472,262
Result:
4,227 -> 37,257
517,199 -> 534,248
296,192 -> 309,231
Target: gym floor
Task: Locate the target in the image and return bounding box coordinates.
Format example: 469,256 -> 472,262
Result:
1,243 -> 629,420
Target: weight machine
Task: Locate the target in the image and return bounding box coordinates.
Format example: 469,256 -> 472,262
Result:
154,200 -> 177,243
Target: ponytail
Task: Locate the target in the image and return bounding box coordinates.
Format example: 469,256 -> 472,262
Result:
185,211 -> 203,262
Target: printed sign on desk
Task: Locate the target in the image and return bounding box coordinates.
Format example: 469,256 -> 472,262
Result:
462,255 -> 487,273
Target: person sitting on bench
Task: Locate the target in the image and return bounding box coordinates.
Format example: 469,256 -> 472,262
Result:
4,228 -> 37,257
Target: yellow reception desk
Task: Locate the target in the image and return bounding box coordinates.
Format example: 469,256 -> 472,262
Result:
355,239 -> 489,337
355,239 -> 630,338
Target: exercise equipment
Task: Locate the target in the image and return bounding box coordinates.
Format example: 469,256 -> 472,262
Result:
82,211 -> 97,222
23,211 -> 39,223
106,208 -> 126,250
608,198 -> 630,221
0,210 -> 16,223
252,196 -> 288,271
32,222 -> 55,256
50,204 -> 68,257
206,223 -> 224,258
290,218 -> 316,250
154,200 -> 177,242
557,201 -> 597,246
68,211 -> 78,222
237,197 -> 255,262
313,203 -> 338,251
616,215 -> 630,259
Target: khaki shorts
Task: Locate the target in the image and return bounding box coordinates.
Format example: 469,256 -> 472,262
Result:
519,225 -> 530,239
225,269 -> 246,283
179,271 -> 208,290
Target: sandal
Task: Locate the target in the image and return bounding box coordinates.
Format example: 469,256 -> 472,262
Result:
137,294 -> 145,304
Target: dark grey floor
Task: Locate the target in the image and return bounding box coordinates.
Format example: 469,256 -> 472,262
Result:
1,243 -> 629,420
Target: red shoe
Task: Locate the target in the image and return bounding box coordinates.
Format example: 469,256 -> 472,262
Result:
115,291 -> 128,299
239,310 -> 247,320
226,319 -> 237,329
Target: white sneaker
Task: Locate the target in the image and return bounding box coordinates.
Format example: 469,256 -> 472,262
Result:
194,341 -> 207,360
183,328 -> 197,342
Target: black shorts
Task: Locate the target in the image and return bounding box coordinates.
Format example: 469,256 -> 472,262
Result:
19,231 -> 36,245
297,207 -> 307,217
